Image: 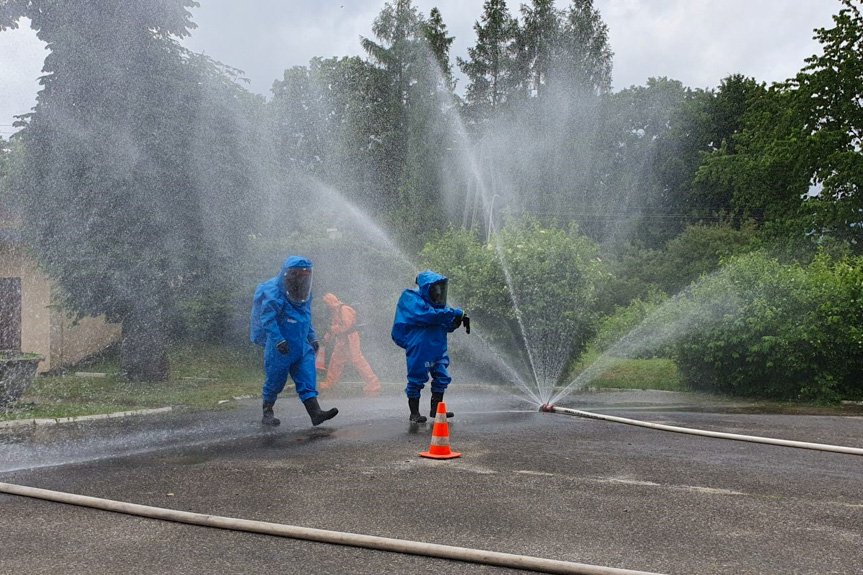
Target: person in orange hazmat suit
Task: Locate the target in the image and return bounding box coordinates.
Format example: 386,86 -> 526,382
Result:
320,293 -> 382,396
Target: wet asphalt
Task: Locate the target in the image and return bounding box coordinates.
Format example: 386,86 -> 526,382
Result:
0,388 -> 861,575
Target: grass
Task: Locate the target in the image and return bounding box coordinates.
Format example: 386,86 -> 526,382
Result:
561,351 -> 863,415
6,343 -> 861,420
566,350 -> 687,392
1,343 -> 264,421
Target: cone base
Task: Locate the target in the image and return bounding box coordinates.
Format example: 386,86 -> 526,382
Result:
419,451 -> 462,459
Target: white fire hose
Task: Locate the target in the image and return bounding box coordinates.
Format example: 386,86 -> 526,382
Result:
540,405 -> 863,456
0,481 -> 665,575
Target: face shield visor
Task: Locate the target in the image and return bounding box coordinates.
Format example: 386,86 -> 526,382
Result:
428,280 -> 448,307
284,267 -> 313,303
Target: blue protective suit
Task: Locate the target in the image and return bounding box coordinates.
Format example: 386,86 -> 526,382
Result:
391,270 -> 464,398
252,256 -> 319,404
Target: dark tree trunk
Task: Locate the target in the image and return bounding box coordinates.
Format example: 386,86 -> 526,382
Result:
121,304 -> 169,382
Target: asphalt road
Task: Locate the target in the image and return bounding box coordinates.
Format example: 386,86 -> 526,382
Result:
1,388 -> 861,575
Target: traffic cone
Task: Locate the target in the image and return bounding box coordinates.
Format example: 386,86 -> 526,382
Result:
419,401 -> 461,460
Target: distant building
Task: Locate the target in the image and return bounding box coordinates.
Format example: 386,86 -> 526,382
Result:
0,203 -> 120,373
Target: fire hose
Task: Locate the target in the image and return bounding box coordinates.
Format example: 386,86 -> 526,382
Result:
539,404 -> 863,456
0,481 -> 665,575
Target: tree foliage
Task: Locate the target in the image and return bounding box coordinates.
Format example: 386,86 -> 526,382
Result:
420,216 -> 608,385
3,0 -> 862,402
694,1 -> 863,248
662,251 -> 863,401
792,0 -> 863,243
9,0 -> 263,380
556,0 -> 613,96
458,0 -> 520,121
517,0 -> 559,98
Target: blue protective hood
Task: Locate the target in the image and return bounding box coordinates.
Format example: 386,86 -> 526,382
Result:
416,270 -> 447,307
279,256 -> 312,297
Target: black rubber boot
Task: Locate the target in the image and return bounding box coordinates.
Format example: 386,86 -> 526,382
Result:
430,391 -> 454,418
408,397 -> 427,423
262,401 -> 280,426
303,397 -> 338,426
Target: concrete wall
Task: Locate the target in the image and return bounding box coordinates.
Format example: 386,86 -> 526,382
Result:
50,307 -> 122,370
0,242 -> 121,372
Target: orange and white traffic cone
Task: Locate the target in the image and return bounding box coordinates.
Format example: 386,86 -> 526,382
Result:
419,401 -> 461,460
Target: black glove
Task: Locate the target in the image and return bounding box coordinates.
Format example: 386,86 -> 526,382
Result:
452,314 -> 463,329
310,340 -> 320,354
463,315 -> 471,334
276,340 -> 290,355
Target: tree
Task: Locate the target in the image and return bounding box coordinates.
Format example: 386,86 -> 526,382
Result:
422,7 -> 455,89
359,0 -> 426,224
0,136 -> 14,218
517,0 -> 560,98
556,0 -> 613,96
457,0 -> 520,121
688,75 -> 767,220
358,1 -> 458,246
7,1 -> 262,380
269,55 -> 394,216
695,1 -> 863,250
588,75 -> 767,248
361,0 -> 425,117
0,137 -> 9,183
791,0 -> 863,245
706,75 -> 765,155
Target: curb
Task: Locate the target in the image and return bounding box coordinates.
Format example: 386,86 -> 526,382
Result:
0,407 -> 173,429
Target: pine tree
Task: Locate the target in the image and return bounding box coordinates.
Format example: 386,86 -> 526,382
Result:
458,0 -> 520,122
518,0 -> 561,97
557,0 -> 613,95
422,7 -> 455,90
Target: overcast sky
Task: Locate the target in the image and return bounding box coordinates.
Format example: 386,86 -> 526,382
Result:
0,0 -> 841,138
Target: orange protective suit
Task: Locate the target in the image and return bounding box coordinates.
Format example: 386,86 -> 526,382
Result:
320,293 -> 381,396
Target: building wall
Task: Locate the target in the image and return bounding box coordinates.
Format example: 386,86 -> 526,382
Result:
0,242 -> 120,372
50,307 -> 122,369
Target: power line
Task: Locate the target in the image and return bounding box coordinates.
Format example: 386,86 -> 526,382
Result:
530,212 -> 723,220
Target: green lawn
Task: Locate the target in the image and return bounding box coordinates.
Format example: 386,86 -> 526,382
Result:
2,343 -> 264,421
566,351 -> 687,392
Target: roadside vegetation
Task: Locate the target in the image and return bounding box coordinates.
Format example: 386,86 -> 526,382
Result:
1,0 -> 861,412
1,345 -> 262,421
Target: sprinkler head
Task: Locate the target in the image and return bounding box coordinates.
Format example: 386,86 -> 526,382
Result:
539,403 -> 555,413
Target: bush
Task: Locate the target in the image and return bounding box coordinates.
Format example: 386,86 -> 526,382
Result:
590,287 -> 667,354
602,221 -> 757,310
420,217 -> 609,384
665,251 -> 863,402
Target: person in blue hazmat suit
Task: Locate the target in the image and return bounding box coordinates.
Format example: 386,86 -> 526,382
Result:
391,270 -> 470,423
250,256 -> 338,426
